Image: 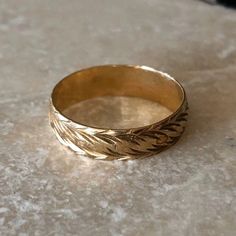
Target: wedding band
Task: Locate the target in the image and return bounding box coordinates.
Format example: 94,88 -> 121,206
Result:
49,65 -> 188,160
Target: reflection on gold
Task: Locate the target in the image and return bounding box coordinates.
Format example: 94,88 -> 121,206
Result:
63,96 -> 172,129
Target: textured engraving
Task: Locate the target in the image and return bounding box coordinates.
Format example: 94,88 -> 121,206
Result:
49,99 -> 188,160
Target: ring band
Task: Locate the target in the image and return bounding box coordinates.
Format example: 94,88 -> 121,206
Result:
49,65 -> 188,160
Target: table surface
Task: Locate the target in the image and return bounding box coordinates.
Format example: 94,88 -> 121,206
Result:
0,0 -> 236,235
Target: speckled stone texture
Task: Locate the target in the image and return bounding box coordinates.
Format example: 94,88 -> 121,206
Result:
0,0 -> 236,235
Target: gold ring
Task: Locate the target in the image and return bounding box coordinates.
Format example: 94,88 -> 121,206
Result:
49,65 -> 188,160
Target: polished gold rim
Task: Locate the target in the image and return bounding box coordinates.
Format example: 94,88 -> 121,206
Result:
49,65 -> 188,160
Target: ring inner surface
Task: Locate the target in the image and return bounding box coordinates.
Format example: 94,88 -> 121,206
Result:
52,66 -> 184,129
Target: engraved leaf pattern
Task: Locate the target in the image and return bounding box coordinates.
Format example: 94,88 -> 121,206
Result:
49,100 -> 188,160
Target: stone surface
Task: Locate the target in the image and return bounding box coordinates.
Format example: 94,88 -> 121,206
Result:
0,0 -> 236,235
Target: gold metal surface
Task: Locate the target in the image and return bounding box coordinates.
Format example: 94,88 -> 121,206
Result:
63,96 -> 173,129
49,65 -> 188,160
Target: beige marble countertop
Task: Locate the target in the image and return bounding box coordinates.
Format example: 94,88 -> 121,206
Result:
0,0 -> 236,235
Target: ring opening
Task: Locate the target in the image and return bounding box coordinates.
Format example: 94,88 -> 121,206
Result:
51,65 -> 184,129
